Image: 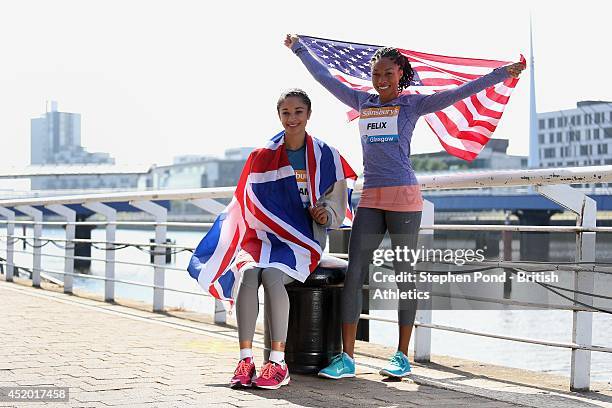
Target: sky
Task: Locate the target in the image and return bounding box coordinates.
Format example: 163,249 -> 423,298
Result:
1,0 -> 611,189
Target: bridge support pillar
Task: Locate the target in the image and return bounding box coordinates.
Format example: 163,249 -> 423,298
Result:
0,207 -> 16,282
475,231 -> 500,258
513,209 -> 557,261
83,202 -> 117,302
74,215 -> 95,269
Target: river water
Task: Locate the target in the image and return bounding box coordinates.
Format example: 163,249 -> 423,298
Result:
3,226 -> 611,383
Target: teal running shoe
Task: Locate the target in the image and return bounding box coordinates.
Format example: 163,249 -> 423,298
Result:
318,353 -> 355,379
379,351 -> 411,378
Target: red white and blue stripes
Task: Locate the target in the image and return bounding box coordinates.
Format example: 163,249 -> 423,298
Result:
188,131 -> 356,302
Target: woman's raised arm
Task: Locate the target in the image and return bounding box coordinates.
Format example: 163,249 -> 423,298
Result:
415,62 -> 525,116
286,34 -> 368,112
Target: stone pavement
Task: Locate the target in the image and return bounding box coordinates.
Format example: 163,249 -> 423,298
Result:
0,279 -> 611,408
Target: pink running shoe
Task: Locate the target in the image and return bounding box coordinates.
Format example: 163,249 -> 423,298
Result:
230,357 -> 256,388
253,361 -> 290,389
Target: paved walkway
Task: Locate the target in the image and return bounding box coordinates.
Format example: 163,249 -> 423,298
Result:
0,279 -> 610,407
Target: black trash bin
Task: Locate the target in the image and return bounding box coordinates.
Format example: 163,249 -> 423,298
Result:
149,238 -> 175,264
264,265 -> 346,374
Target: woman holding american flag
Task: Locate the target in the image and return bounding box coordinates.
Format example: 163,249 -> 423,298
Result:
285,34 -> 524,379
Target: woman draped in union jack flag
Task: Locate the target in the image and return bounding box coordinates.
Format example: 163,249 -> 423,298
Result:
286,34 -> 525,379
205,89 -> 355,390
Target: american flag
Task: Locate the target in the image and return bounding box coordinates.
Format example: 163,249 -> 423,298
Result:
299,35 -> 523,161
187,131 -> 356,303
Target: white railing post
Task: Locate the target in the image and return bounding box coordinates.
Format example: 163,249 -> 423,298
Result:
46,204 -> 76,294
131,200 -> 167,312
414,199 -> 434,362
15,205 -> 43,287
0,208 -> 16,282
571,225 -> 595,391
536,184 -> 595,391
83,202 -> 117,302
189,198 -> 227,324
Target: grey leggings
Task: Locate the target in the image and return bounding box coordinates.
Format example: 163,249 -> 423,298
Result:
236,267 -> 294,343
342,207 -> 422,326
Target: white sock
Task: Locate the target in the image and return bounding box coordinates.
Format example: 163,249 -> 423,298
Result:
269,350 -> 285,365
240,348 -> 253,361
343,352 -> 354,363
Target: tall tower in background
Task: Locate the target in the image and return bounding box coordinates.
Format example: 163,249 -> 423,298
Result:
30,101 -> 82,164
29,101 -> 117,190
528,17 -> 539,168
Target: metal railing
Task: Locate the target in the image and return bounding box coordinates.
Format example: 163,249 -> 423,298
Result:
1,165 -> 612,392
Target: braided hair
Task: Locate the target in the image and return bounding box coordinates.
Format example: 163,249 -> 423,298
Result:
370,47 -> 415,92
277,88 -> 312,112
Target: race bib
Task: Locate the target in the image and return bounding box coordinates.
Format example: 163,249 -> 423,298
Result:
295,169 -> 310,208
359,106 -> 400,144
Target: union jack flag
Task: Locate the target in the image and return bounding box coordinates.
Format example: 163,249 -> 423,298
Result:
299,35 -> 523,161
187,131 -> 356,302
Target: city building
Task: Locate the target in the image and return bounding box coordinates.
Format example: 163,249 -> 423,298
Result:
536,101 -> 612,168
151,148 -> 253,215
152,148 -> 255,190
30,101 -> 140,190
224,147 -> 253,161
410,139 -> 526,172
31,101 -> 109,165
